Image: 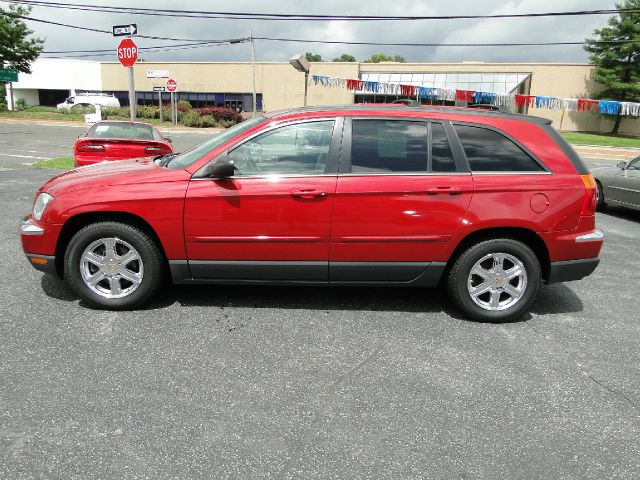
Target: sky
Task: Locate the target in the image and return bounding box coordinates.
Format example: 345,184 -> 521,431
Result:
9,0 -> 621,64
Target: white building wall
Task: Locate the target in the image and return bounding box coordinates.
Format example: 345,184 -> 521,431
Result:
5,59 -> 103,108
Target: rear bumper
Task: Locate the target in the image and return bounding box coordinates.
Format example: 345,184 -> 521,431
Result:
547,258 -> 600,284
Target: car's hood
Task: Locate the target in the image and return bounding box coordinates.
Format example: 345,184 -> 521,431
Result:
40,158 -> 186,196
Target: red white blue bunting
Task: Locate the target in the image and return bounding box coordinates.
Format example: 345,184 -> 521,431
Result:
311,74 -> 640,117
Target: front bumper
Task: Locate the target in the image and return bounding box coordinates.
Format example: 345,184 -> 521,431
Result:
20,216 -> 61,275
547,258 -> 600,284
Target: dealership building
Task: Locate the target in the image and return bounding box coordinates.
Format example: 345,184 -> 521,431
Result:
5,58 -> 640,134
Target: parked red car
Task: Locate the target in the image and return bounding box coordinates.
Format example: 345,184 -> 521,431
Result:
74,121 -> 173,166
21,105 -> 603,321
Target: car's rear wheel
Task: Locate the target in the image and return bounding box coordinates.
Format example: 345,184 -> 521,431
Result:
596,181 -> 606,211
447,239 -> 541,322
64,222 -> 164,310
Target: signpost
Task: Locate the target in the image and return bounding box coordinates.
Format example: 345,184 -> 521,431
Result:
153,86 -> 166,122
116,37 -> 138,121
166,79 -> 177,125
0,68 -> 18,111
112,24 -> 137,36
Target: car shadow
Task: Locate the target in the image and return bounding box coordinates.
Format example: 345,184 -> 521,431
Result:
41,273 -> 584,323
599,206 -> 640,223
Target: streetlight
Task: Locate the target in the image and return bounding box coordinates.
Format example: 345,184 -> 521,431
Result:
289,53 -> 310,107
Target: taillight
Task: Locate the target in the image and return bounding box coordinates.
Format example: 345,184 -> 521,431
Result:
579,173 -> 597,216
144,146 -> 166,154
77,144 -> 105,153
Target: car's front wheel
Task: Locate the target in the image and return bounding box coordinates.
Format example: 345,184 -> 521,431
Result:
447,238 -> 541,322
64,222 -> 165,310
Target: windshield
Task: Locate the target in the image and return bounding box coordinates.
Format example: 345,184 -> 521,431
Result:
167,116 -> 267,169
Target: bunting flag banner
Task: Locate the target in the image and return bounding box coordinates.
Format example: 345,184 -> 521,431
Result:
310,74 -> 640,117
455,89 -> 475,103
621,102 -> 640,117
599,100 -> 621,115
577,99 -> 599,112
515,94 -> 536,108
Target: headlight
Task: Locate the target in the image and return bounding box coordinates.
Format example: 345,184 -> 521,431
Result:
33,193 -> 53,221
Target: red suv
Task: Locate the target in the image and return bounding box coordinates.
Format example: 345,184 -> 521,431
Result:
20,105 -> 603,321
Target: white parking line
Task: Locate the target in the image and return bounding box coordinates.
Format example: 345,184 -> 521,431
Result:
0,154 -> 50,160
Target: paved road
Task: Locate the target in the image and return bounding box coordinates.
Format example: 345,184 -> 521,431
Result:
0,121 -> 212,170
1,123 -> 639,478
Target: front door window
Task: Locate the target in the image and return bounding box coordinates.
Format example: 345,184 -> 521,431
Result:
228,121 -> 335,175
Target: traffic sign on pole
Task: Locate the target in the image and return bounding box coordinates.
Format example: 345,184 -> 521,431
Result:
0,68 -> 18,83
117,38 -> 138,67
166,79 -> 177,92
113,24 -> 137,37
153,86 -> 166,92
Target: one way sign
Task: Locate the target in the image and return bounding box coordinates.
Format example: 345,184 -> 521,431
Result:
112,24 -> 138,37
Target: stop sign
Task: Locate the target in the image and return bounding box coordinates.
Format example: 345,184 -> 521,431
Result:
166,79 -> 177,92
117,38 -> 138,67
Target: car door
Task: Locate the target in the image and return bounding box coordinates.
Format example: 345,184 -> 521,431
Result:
183,118 -> 341,282
610,156 -> 640,207
329,118 -> 473,284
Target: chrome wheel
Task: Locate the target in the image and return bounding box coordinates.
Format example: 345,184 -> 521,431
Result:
79,237 -> 144,299
467,252 -> 527,312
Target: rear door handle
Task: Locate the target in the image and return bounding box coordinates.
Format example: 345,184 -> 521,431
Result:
426,186 -> 463,195
291,188 -> 327,199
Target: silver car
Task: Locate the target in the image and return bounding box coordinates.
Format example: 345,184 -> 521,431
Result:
594,156 -> 640,212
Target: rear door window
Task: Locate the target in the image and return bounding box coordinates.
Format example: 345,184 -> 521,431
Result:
431,123 -> 456,172
351,120 -> 428,173
455,124 -> 544,172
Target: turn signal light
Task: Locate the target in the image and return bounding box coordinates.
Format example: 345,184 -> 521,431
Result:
580,173 -> 597,216
30,257 -> 48,265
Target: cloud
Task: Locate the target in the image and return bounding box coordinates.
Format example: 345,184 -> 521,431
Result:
23,0 -> 619,63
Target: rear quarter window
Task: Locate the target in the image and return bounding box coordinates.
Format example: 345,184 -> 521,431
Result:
455,124 -> 544,172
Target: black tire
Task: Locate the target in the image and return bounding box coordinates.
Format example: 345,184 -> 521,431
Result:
64,222 -> 165,310
596,181 -> 606,211
447,238 -> 542,322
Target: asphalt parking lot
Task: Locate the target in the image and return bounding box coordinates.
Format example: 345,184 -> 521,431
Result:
1,122 -> 639,478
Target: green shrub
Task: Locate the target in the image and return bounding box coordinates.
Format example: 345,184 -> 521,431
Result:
198,115 -> 217,128
177,99 -> 192,110
181,111 -> 203,127
15,98 -> 28,111
137,105 -> 158,119
25,106 -> 58,112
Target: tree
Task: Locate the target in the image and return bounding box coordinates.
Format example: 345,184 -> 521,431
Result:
584,0 -> 640,133
305,52 -> 323,62
0,4 -> 44,74
362,53 -> 406,63
332,53 -> 356,62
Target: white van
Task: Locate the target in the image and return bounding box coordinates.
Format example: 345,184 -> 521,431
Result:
57,92 -> 120,110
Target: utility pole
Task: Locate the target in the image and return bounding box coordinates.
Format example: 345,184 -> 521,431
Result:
250,29 -> 257,117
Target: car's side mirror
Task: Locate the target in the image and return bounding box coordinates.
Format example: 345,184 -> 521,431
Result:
200,156 -> 236,179
617,161 -> 627,170
164,137 -> 172,144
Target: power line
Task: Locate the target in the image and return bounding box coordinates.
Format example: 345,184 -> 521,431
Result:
3,0 -> 638,21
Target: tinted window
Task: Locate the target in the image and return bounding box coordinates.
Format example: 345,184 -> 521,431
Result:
431,123 -> 456,172
229,120 -> 334,175
627,156 -> 640,170
351,120 -> 428,173
455,125 -> 544,172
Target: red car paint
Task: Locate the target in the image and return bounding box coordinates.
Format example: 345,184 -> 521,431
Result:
73,121 -> 173,166
22,105 -> 602,300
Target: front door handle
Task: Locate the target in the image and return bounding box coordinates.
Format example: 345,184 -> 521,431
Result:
291,188 -> 327,199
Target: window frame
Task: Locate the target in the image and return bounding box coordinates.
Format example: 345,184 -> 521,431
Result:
339,117 -> 468,175
450,121 -> 551,174
217,117 -> 343,178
